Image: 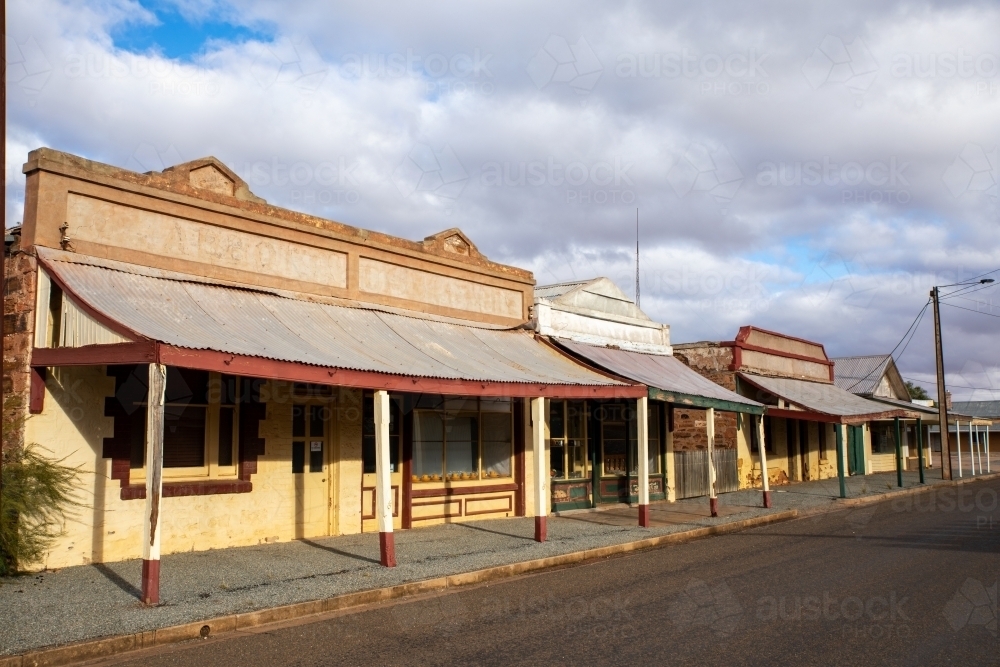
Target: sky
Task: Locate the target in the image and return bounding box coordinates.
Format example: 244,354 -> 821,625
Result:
6,0 -> 1000,400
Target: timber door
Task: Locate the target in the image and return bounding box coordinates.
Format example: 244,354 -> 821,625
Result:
361,394 -> 403,532
847,425 -> 865,475
292,404 -> 332,538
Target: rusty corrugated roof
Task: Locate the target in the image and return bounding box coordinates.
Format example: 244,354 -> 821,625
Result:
740,373 -> 906,422
554,339 -> 764,413
41,251 -> 632,388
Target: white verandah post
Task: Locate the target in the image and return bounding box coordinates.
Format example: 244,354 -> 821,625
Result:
757,414 -> 771,508
706,407 -> 718,517
637,396 -> 650,527
958,421 -> 964,478
374,390 -> 396,567
141,363 -> 167,605
531,397 -> 548,542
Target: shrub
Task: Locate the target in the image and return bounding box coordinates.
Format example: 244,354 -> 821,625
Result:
1,401 -> 80,575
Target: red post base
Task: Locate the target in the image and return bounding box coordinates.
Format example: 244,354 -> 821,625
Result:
763,490 -> 772,509
534,515 -> 547,542
709,497 -> 719,517
379,532 -> 396,567
141,558 -> 160,605
638,504 -> 650,527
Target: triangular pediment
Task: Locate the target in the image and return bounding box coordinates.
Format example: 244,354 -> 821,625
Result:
422,228 -> 481,259
160,157 -> 265,204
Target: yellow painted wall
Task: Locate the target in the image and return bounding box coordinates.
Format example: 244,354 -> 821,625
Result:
27,371 -> 531,569
26,372 -> 370,570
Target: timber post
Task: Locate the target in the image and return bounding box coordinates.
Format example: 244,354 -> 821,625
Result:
374,390 -> 395,567
141,363 -> 166,605
894,416 -> 903,488
757,415 -> 771,508
916,418 -> 925,484
836,423 -> 847,499
531,397 -> 547,542
706,407 -> 718,517
637,396 -> 650,527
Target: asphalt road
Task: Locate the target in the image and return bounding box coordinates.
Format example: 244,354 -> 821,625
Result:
95,478 -> 1000,667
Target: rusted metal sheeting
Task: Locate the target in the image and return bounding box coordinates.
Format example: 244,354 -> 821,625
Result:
739,373 -> 905,419
555,338 -> 762,409
44,255 -> 627,387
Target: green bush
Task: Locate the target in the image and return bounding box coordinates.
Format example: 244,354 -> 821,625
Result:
1,436 -> 80,575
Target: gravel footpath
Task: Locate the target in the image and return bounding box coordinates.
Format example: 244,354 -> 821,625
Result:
0,466 -> 992,656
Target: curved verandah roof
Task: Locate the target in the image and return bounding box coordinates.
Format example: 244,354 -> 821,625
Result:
31,249 -> 644,399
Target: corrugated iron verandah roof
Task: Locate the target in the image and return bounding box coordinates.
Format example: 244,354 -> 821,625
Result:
34,251 -> 644,399
739,373 -> 909,424
553,339 -> 765,414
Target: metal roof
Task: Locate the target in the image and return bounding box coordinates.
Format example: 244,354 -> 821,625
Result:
953,401 -> 1000,419
555,339 -> 764,413
42,253 -> 631,388
831,354 -> 892,395
739,373 -> 905,422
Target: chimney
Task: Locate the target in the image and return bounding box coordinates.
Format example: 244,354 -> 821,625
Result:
946,391 -> 953,410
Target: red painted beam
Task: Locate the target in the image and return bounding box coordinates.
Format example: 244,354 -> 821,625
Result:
31,341 -> 157,366
158,345 -> 647,399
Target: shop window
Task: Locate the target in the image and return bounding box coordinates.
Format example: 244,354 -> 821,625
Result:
412,396 -> 512,482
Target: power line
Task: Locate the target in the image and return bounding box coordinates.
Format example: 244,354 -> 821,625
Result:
843,299 -> 930,392
941,283 -> 998,301
902,375 -> 1000,392
941,302 -> 1000,318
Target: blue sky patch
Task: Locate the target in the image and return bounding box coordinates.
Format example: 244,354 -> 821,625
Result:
112,3 -> 271,61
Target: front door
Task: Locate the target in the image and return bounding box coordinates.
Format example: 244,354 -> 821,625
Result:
361,394 -> 403,532
292,404 -> 332,538
847,425 -> 865,475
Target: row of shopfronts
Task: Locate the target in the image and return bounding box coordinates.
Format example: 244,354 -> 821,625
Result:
3,148 -> 988,604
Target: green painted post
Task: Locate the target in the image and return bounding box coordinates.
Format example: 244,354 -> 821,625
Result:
916,418 -> 925,484
894,417 -> 903,488
836,424 -> 847,498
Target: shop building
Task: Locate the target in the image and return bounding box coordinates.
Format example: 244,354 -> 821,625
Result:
4,149 -> 644,600
674,327 -> 906,488
532,279 -> 764,518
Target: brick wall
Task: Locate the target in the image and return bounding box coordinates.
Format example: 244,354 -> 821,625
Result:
3,233 -> 37,449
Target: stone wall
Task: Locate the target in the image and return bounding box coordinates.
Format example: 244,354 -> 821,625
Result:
670,344 -> 738,451
3,233 -> 38,449
672,408 -> 738,451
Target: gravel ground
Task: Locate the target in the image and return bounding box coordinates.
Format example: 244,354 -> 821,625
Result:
0,465 -> 993,656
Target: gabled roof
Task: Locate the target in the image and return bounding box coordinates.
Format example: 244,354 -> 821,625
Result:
832,354 -> 908,399
535,277 -> 650,322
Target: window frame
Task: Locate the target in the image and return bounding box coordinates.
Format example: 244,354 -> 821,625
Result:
131,371 -> 241,482
547,399 -> 590,481
412,397 -> 514,483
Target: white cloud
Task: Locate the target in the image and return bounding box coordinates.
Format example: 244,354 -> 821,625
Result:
7,0 -> 1000,398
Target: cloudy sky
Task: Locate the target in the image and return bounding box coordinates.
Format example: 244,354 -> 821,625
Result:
7,0 -> 1000,399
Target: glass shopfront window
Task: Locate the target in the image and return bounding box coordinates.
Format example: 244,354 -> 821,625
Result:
412,396 -> 513,482
598,401 -> 661,477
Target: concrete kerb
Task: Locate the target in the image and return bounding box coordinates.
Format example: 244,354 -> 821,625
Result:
1,510 -> 799,667
8,472 -> 999,667
805,470 -> 1000,517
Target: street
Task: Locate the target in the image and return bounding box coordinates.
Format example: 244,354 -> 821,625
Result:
94,477 -> 1000,667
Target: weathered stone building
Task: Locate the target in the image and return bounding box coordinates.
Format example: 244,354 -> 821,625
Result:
675,327 -> 907,489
